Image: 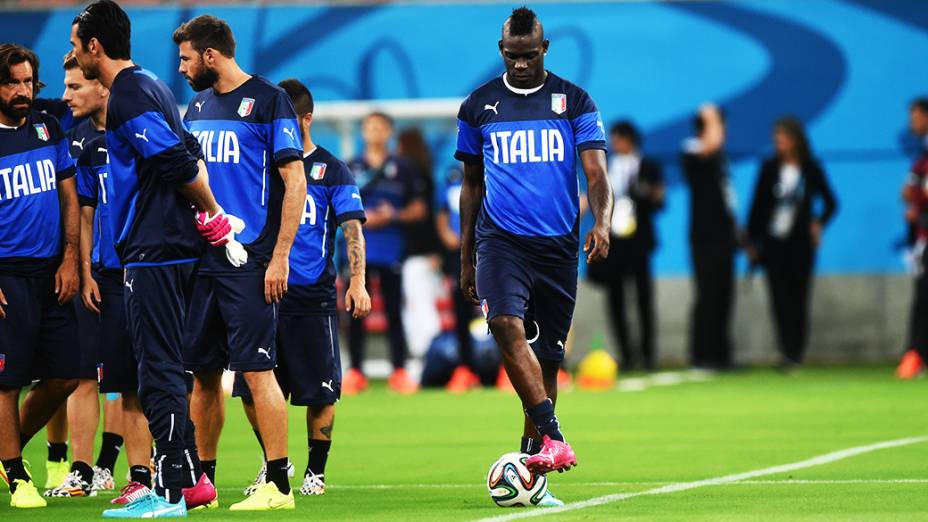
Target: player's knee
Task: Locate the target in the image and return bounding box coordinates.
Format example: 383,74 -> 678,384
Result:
194,369 -> 223,391
241,369 -> 279,398
489,315 -> 524,351
45,378 -> 79,397
122,393 -> 142,412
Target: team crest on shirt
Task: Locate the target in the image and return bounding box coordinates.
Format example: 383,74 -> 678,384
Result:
310,162 -> 327,181
237,97 -> 255,118
34,123 -> 50,141
551,93 -> 567,115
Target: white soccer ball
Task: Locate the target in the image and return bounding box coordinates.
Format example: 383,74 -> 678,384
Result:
486,452 -> 548,507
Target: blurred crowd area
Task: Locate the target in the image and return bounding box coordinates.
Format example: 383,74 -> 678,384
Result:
331,98 -> 928,392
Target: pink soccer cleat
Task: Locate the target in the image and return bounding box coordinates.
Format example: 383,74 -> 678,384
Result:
111,481 -> 150,505
182,474 -> 218,510
525,435 -> 578,474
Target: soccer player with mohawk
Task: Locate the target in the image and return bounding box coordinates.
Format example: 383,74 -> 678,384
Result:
455,6 -> 613,505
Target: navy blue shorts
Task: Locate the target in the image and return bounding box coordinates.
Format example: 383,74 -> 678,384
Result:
96,269 -> 137,394
233,313 -> 341,406
184,271 -> 277,372
475,239 -> 577,362
125,263 -> 196,403
0,275 -> 79,389
74,292 -> 101,381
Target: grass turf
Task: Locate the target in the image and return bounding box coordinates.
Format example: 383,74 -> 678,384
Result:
5,365 -> 927,520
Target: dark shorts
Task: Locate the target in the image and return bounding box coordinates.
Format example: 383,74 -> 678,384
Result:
475,239 -> 577,362
0,274 -> 79,389
184,270 -> 277,372
74,292 -> 101,381
233,313 -> 341,406
125,263 -> 196,402
96,269 -> 138,394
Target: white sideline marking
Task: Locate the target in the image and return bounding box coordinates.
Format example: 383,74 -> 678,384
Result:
618,370 -> 714,392
197,478 -> 928,494
472,435 -> 928,522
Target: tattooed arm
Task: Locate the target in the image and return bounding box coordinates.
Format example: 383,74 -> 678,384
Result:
341,219 -> 371,319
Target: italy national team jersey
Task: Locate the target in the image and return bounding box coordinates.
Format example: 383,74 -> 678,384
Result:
0,111 -> 75,276
106,65 -> 204,267
184,76 -> 303,272
455,72 -> 606,261
76,135 -> 121,269
67,119 -> 104,160
282,146 -> 365,314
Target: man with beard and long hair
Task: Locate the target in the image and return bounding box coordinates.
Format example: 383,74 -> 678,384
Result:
0,43 -> 81,510
173,14 -> 306,511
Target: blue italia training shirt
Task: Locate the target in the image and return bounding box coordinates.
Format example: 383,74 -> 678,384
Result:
75,135 -> 121,270
455,72 -> 606,262
67,118 -> 104,160
184,76 -> 303,273
281,146 -> 365,315
105,65 -> 204,268
0,111 -> 75,276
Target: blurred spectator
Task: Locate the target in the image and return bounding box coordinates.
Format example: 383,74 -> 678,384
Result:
747,116 -> 837,371
346,112 -> 427,394
897,98 -> 928,379
396,128 -> 443,359
588,121 -> 665,370
435,165 -> 482,391
681,104 -> 737,370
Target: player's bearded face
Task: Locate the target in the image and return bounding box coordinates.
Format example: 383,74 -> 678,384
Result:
0,63 -> 34,120
184,55 -> 218,92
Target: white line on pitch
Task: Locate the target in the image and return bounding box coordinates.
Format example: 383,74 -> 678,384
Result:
618,369 -> 714,392
472,435 -> 928,522
203,478 -> 928,493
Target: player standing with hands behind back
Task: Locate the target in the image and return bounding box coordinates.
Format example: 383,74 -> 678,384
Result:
70,1 -> 228,516
455,6 -> 613,495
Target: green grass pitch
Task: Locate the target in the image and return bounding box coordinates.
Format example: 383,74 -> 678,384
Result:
5,366 -> 927,520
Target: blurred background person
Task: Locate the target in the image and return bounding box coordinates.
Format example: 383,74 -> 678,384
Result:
396,128 -> 443,360
682,104 -> 737,370
747,116 -> 837,371
435,165 -> 482,392
588,120 -> 665,371
346,112 -> 427,395
897,98 -> 928,379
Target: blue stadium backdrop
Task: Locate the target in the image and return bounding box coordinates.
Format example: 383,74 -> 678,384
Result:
6,0 -> 926,276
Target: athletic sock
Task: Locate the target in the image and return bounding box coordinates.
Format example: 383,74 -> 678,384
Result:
306,439 -> 331,478
96,432 -> 124,473
183,449 -> 202,487
520,437 -> 543,455
19,433 -> 32,452
524,399 -> 565,442
72,461 -> 94,485
2,457 -> 29,493
253,430 -> 266,459
201,459 -> 216,484
129,465 -> 152,488
48,441 -> 68,462
266,457 -> 291,495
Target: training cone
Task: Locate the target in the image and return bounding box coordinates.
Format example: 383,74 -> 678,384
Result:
577,349 -> 618,390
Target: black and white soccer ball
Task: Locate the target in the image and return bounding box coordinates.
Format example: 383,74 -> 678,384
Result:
486,452 -> 548,507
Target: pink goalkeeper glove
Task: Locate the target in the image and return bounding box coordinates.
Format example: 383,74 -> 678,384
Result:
195,210 -> 232,247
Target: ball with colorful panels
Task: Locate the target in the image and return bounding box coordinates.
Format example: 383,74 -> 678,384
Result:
486,452 -> 548,507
